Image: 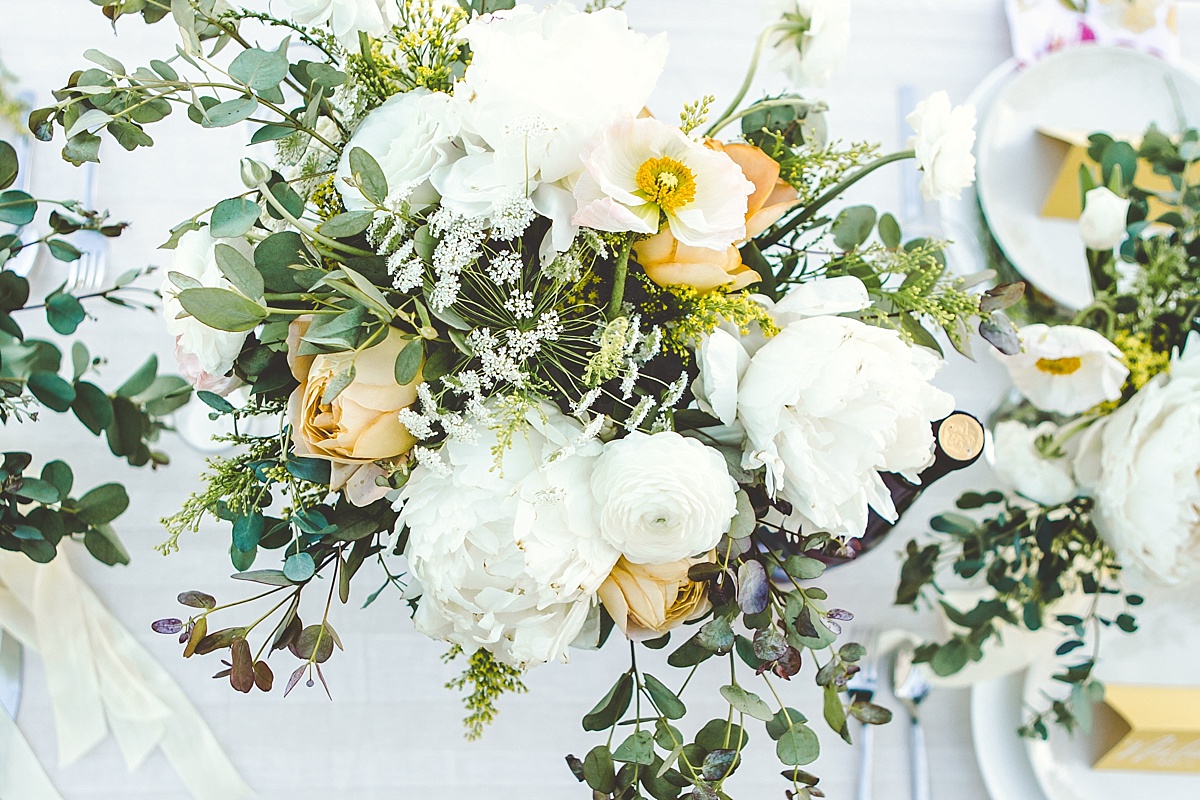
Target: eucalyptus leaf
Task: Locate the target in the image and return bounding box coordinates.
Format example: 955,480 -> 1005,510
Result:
177,287 -> 267,332
214,243 -> 265,300
211,197 -> 261,238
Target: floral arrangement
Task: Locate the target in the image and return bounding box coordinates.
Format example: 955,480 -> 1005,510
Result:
0,102 -> 189,565
897,125 -> 1200,738
39,0 -> 1006,794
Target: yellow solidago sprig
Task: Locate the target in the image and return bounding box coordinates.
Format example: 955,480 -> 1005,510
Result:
1113,329 -> 1172,391
667,285 -> 779,350
378,0 -> 469,94
443,646 -> 529,741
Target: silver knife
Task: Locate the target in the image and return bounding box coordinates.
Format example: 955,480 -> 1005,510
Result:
0,628 -> 22,719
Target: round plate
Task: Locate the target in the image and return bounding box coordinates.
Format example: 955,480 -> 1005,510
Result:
971,670 -> 1049,800
1021,581 -> 1200,800
975,46 -> 1200,310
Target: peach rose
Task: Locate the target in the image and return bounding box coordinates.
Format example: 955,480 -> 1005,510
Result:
598,553 -> 714,641
287,319 -> 421,464
633,141 -> 797,293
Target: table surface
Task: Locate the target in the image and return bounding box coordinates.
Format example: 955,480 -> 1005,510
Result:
0,1 -> 1138,798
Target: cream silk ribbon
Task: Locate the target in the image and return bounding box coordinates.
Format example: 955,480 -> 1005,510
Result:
0,550 -> 254,800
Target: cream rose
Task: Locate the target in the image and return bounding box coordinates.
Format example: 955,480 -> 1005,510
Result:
765,0 -> 852,88
1079,187 -> 1130,252
287,320 -> 421,463
991,420 -> 1079,507
163,228 -> 255,384
906,91 -> 977,202
598,554 -> 714,641
591,431 -> 738,564
1074,334 -> 1200,584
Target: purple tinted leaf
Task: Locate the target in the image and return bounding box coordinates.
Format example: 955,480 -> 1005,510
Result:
737,560 -> 769,615
177,590 -> 216,609
980,282 -> 1026,313
826,608 -> 854,622
152,618 -> 184,635
284,664 -> 307,697
980,313 -> 1021,355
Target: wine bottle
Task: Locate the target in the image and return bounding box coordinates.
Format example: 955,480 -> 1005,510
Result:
813,411 -> 986,565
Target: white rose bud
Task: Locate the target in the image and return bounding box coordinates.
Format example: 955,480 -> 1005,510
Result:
239,157 -> 271,189
906,91 -> 978,202
1079,186 -> 1130,251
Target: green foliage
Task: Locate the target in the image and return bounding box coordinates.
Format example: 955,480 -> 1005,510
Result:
897,492 -> 1138,738
444,646 -> 529,741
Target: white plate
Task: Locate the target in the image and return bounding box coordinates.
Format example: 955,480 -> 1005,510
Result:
975,46 -> 1200,310
1021,581 -> 1200,800
971,671 -> 1050,800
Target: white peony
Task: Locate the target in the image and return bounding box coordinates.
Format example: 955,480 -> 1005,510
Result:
692,276 -> 871,427
335,89 -> 463,214
454,3 -> 668,185
997,324 -> 1128,416
906,91 -> 977,202
397,404 -> 619,668
737,314 -> 955,539
591,432 -> 738,564
281,0 -> 400,48
162,228 -> 256,382
991,420 -> 1078,507
765,0 -> 852,88
573,116 -> 754,250
1079,186 -> 1131,251
1074,334 -> 1200,584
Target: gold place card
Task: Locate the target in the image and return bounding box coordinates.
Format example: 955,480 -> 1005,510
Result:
1093,684 -> 1200,773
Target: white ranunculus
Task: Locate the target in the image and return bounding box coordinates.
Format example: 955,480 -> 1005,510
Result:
591,432 -> 738,564
991,421 -> 1078,506
281,0 -> 401,48
906,91 -> 977,202
397,404 -> 619,668
691,276 -> 871,428
737,315 -> 955,539
162,228 -> 256,381
1079,186 -> 1131,251
573,116 -> 754,250
1074,334 -> 1200,584
765,0 -> 852,88
455,3 -> 668,185
335,89 -> 463,214
997,324 -> 1128,416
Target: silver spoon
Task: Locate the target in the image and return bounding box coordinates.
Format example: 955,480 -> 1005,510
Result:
893,640 -> 933,800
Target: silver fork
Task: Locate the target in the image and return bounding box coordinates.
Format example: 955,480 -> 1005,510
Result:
845,627 -> 881,800
893,641 -> 933,800
65,161 -> 109,294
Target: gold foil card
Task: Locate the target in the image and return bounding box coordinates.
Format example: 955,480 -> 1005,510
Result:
1093,684 -> 1200,773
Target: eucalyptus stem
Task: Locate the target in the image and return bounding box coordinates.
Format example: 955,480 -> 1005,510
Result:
759,149 -> 917,249
256,179 -> 374,257
606,237 -> 634,321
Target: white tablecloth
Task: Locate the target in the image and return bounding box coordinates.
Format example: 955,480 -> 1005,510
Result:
0,1 -> 1088,797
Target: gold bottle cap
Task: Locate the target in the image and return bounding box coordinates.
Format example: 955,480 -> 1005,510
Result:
937,412 -> 985,463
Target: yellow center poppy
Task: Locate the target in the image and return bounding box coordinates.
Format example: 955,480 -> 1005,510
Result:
635,156 -> 697,213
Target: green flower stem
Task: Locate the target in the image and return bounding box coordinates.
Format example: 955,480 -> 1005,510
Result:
255,179 -> 374,257
606,236 -> 635,321
708,96 -> 828,138
705,24 -> 784,138
759,149 -> 917,249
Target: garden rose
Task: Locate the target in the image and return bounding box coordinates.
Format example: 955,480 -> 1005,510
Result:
398,404 -> 619,667
765,0 -> 852,88
335,89 -> 463,214
286,321 -> 421,463
591,431 -> 738,564
162,228 -> 255,384
991,420 -> 1078,507
907,91 -> 977,201
281,0 -> 401,48
997,324 -> 1128,416
738,315 -> 954,539
1079,186 -> 1130,251
598,554 -> 714,641
573,116 -> 754,250
1074,334 -> 1200,584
